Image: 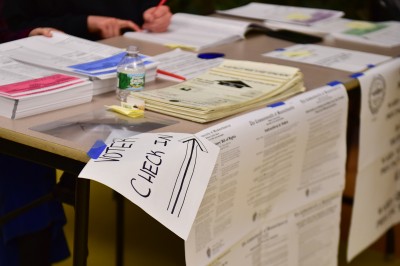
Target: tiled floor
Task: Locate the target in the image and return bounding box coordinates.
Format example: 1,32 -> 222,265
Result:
55,181 -> 400,266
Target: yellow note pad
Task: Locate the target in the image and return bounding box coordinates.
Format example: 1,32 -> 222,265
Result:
105,105 -> 144,118
164,43 -> 197,51
283,50 -> 312,58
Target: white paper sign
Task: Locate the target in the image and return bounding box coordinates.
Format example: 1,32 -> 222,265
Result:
347,57 -> 400,261
79,132 -> 220,239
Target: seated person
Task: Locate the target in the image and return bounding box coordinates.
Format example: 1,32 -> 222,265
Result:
1,1 -> 69,265
2,0 -> 172,40
0,1 -> 171,265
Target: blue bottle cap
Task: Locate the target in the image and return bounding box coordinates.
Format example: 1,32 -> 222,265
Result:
197,52 -> 225,59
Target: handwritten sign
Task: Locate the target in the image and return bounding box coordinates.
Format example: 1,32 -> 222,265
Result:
79,132 -> 220,239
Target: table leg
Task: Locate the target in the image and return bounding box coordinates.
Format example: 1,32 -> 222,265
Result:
114,192 -> 125,266
73,178 -> 91,266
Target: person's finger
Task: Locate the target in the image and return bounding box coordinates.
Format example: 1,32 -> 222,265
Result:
102,24 -> 113,38
154,5 -> 171,18
42,28 -> 53,37
29,27 -> 57,37
143,8 -> 155,22
110,23 -> 119,37
144,5 -> 170,22
118,20 -> 141,32
142,15 -> 170,32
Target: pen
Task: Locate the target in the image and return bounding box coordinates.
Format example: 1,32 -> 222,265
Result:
155,0 -> 167,10
157,69 -> 186,81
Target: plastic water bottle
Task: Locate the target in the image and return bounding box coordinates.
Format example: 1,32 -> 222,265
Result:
116,45 -> 146,102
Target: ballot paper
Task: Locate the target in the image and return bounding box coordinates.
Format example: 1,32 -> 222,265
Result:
132,59 -> 305,123
347,58 -> 400,261
78,132 -> 220,240
263,44 -> 392,72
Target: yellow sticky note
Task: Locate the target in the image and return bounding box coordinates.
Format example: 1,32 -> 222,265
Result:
286,13 -> 311,21
283,50 -> 312,58
346,21 -> 376,30
164,43 -> 197,51
105,105 -> 144,118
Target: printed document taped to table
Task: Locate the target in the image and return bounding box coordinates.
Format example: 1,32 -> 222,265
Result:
347,58 -> 400,262
185,84 -> 348,265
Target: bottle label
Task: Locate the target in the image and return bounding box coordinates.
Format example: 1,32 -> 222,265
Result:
117,72 -> 145,91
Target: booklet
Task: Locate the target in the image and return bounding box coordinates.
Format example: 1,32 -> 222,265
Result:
217,2 -> 344,26
0,32 -> 158,95
130,59 -> 305,123
0,55 -> 92,119
124,13 -> 260,51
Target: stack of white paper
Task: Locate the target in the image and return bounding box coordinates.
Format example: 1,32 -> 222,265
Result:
0,32 -> 158,95
0,55 -> 92,119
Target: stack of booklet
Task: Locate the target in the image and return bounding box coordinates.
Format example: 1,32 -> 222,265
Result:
0,32 -> 159,95
0,55 -> 92,119
131,59 -> 305,123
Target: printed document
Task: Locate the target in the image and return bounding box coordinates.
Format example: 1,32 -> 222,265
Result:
124,13 -> 252,51
185,83 -> 348,265
323,19 -> 400,48
263,44 -> 391,72
132,59 -> 305,123
263,18 -> 400,48
153,49 -> 224,81
347,58 -> 400,261
217,2 -> 344,26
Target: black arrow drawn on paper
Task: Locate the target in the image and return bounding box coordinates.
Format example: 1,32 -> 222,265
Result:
167,136 -> 208,217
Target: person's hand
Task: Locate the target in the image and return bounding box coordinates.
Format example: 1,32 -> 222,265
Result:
87,15 -> 141,39
28,27 -> 59,37
142,5 -> 172,32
